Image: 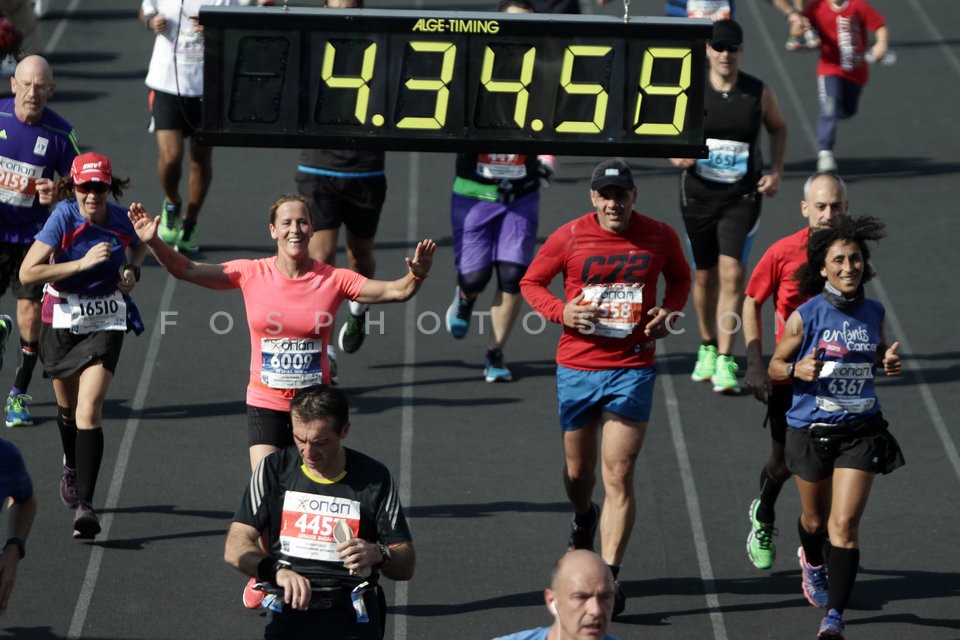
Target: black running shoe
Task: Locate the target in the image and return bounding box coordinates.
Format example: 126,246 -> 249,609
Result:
338,313 -> 366,354
612,580 -> 626,618
568,502 -> 600,550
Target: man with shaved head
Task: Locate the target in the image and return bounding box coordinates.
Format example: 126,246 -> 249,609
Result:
0,54 -> 79,428
492,550 -> 621,640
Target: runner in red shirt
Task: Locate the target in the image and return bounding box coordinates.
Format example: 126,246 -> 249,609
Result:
803,0 -> 889,172
520,159 -> 690,618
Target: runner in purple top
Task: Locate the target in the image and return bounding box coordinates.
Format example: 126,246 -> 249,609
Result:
0,55 -> 79,428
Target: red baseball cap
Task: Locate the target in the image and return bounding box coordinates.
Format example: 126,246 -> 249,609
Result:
70,152 -> 112,185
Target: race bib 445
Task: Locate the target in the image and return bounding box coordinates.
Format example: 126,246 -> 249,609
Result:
278,491 -> 362,562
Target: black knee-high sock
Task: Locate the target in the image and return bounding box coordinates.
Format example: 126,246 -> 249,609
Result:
75,428 -> 104,504
58,407 -> 78,468
825,546 -> 859,614
757,467 -> 785,523
573,504 -> 598,527
798,518 -> 828,566
12,339 -> 38,394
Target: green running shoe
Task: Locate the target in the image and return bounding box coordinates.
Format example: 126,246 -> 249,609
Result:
5,394 -> 33,427
746,498 -> 777,569
159,198 -> 182,245
177,221 -> 200,254
712,354 -> 741,394
691,344 -> 718,382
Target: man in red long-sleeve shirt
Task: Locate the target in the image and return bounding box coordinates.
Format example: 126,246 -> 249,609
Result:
520,158 -> 690,618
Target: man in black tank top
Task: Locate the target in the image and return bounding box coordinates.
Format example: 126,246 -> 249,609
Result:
669,19 -> 788,396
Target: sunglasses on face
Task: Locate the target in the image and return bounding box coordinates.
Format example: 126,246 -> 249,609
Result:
75,182 -> 109,194
710,43 -> 741,53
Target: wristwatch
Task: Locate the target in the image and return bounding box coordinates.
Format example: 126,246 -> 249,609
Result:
121,264 -> 141,282
272,558 -> 292,584
375,542 -> 392,567
3,537 -> 25,560
785,362 -> 796,379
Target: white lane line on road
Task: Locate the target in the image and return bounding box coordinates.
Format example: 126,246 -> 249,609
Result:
745,0 -> 960,485
658,344 -> 729,640
42,0 -> 83,54
392,150 -> 422,640
68,275 -> 179,639
907,0 -> 960,80
871,278 -> 960,484
741,0 -> 819,148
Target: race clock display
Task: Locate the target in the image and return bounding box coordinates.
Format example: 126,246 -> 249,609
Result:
199,7 -> 711,157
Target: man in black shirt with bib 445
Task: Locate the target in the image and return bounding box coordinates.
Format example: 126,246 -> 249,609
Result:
225,384 -> 414,639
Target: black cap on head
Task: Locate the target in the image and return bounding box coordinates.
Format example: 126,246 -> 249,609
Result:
591,159 -> 634,190
711,19 -> 743,45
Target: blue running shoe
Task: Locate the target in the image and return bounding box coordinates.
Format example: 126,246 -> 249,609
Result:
483,349 -> 513,383
0,313 -> 11,370
445,287 -> 474,339
5,394 -> 33,427
799,546 -> 829,608
818,609 -> 845,639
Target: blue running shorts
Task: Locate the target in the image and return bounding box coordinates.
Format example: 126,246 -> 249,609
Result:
556,365 -> 656,430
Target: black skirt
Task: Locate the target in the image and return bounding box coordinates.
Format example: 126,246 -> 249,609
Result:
39,322 -> 124,379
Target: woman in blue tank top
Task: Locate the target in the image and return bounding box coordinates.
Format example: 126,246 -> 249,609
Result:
767,215 -> 904,640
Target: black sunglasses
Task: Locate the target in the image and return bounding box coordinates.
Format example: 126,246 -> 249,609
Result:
710,43 -> 741,53
75,182 -> 109,194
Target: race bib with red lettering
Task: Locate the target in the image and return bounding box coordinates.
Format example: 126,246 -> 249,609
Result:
278,491 -> 362,562
581,284 -> 644,338
686,0 -> 731,20
475,154 -> 528,180
0,154 -> 43,208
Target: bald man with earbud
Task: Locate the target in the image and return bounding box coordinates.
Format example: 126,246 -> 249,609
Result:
491,550 -> 621,640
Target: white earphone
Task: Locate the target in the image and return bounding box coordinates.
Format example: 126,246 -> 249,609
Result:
549,601 -> 558,616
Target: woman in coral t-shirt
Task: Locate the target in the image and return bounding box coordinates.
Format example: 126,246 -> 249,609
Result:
129,194 -> 435,469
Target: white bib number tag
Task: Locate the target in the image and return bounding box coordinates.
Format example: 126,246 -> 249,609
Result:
581,284 -> 644,339
686,0 -> 731,20
696,138 -> 750,184
260,338 -> 321,389
815,361 -> 876,413
174,20 -> 204,66
278,491 -> 362,562
476,154 -> 527,180
52,291 -> 126,334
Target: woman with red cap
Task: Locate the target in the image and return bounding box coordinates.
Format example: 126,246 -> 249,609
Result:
18,151 -> 147,539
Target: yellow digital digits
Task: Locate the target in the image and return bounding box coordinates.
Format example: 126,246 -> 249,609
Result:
313,36 -> 693,139
396,41 -> 457,130
555,45 -> 612,134
480,44 -> 536,128
633,47 -> 692,135
321,41 -> 377,124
